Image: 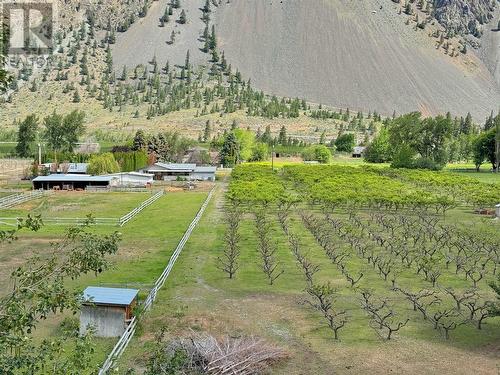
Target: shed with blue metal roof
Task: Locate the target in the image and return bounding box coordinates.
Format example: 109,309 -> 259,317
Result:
80,287 -> 139,337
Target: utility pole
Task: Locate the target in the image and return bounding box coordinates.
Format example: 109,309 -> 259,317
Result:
496,120 -> 500,173
38,143 -> 42,166
271,144 -> 275,171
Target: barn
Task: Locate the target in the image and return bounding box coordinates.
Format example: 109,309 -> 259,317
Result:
80,287 -> 139,338
32,174 -> 117,190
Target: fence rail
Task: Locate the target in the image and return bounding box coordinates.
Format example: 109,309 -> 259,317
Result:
118,190 -> 164,227
0,190 -> 52,209
98,187 -> 216,375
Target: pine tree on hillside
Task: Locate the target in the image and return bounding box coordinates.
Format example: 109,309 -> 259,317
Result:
179,10 -> 187,24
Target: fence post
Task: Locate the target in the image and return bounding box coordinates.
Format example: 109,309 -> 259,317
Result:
98,187 -> 216,374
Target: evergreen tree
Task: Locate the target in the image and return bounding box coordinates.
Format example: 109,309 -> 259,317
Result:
461,112 -> 473,135
179,10 -> 187,24
184,50 -> 190,70
278,125 -> 287,145
121,65 -> 128,81
133,129 -> 147,150
220,132 -> 240,167
73,88 -> 81,103
485,111 -> 494,131
203,120 -> 211,142
319,130 -> 327,145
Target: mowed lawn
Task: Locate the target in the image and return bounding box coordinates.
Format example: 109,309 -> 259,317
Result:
0,191 -> 209,369
118,187 -> 500,375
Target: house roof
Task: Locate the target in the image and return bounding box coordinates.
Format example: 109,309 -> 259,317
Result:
194,166 -> 217,173
33,174 -> 115,182
146,163 -> 197,172
42,163 -> 88,174
103,172 -> 154,178
146,163 -> 216,173
157,163 -> 197,170
83,287 -> 139,306
67,163 -> 89,173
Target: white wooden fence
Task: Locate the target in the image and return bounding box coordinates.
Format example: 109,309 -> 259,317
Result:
98,187 -> 216,374
0,190 -> 52,209
118,190 -> 164,227
0,190 -> 164,227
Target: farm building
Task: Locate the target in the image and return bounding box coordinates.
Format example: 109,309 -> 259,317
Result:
32,174 -> 117,190
352,146 -> 366,158
74,142 -> 100,154
41,163 -> 89,174
103,172 -> 154,187
80,287 -> 139,338
143,163 -> 216,181
496,204 -> 500,218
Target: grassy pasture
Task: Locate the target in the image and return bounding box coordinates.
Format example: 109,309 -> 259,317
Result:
117,165 -> 500,375
0,191 -> 152,221
0,190 -> 210,370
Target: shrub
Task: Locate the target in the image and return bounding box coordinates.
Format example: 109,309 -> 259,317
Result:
334,133 -> 355,153
302,145 -> 332,164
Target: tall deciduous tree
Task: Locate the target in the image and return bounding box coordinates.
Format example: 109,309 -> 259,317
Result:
44,110 -> 86,159
335,133 -> 355,153
15,115 -> 39,157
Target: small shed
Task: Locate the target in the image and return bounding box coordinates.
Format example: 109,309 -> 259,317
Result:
352,146 -> 366,158
496,204 -> 500,219
80,287 -> 139,338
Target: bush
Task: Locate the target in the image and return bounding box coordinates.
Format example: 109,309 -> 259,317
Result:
302,145 -> 332,164
390,145 -> 415,169
249,142 -> 269,162
413,157 -> 444,171
334,133 -> 355,153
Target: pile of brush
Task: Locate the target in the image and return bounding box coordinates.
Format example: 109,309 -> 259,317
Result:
161,333 -> 288,374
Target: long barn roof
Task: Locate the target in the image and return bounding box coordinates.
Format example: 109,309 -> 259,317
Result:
33,175 -> 115,182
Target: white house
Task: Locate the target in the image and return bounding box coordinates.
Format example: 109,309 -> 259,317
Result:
143,163 -> 216,181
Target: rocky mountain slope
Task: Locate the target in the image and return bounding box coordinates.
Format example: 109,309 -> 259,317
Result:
214,0 -> 499,118
433,0 -> 496,36
5,0 -> 499,121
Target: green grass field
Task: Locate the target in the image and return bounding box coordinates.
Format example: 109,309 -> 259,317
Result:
0,191 -> 152,220
0,190 -> 210,370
